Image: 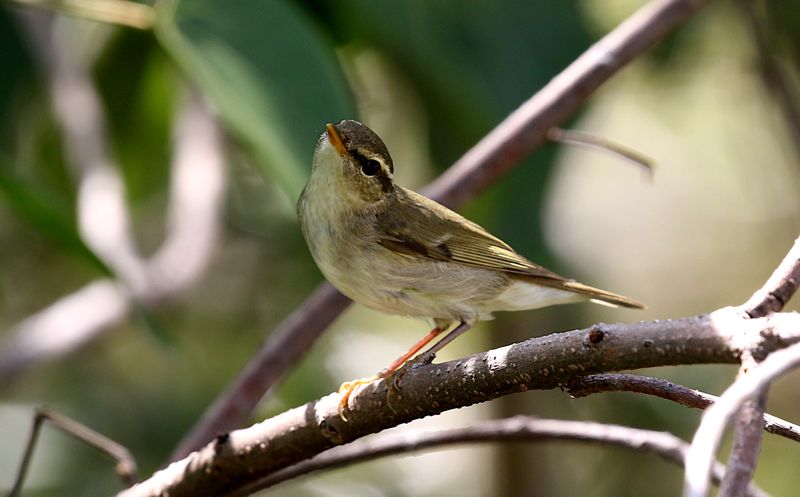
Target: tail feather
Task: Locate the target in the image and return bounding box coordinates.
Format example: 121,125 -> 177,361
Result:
561,281 -> 646,309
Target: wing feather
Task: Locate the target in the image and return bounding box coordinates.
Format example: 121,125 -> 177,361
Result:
375,188 -> 645,309
376,188 -> 564,280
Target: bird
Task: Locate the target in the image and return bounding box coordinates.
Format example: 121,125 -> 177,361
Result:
297,119 -> 644,418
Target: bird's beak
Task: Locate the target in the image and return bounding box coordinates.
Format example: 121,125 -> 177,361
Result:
326,123 -> 348,157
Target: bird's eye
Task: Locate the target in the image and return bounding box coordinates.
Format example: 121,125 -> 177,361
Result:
361,159 -> 381,176
353,151 -> 381,177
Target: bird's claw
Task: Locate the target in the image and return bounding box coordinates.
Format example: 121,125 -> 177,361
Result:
338,352 -> 438,420
337,375 -> 379,421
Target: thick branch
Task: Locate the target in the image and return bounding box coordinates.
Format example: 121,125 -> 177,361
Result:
172,0 -> 713,459
118,311 -> 800,497
230,417 -> 766,497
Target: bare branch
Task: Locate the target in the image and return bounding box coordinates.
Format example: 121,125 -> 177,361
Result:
229,417 -> 767,497
546,127 -> 655,177
740,235 -> 800,318
173,0 -> 714,458
684,341 -> 800,497
719,234 -> 800,496
423,0 -> 708,206
9,408 -> 137,497
718,392 -> 765,497
118,311 -> 800,497
567,373 -> 800,442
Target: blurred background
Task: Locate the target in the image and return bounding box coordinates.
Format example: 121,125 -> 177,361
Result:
1,0 -> 799,496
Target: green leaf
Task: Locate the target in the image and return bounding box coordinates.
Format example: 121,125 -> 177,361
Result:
154,0 -> 355,203
0,157 -> 107,271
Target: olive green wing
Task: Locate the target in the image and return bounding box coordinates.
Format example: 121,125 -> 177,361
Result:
375,188 -> 645,309
376,188 -> 565,280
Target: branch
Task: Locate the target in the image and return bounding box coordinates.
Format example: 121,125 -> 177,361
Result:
229,417 -> 767,497
718,234 -> 800,495
9,408 -> 137,497
684,341 -> 800,497
172,0 -> 714,459
117,311 -> 800,497
546,127 -> 655,177
567,373 -> 800,442
740,236 -> 800,318
718,391 -> 765,497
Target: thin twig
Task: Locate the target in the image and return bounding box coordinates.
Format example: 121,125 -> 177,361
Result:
740,236 -> 800,318
546,127 -> 655,178
171,0 -> 713,459
566,373 -> 800,442
9,408 -> 137,497
684,341 -> 800,497
228,416 -> 767,497
423,0 -> 708,205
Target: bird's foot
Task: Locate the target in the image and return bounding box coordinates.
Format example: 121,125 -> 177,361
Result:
337,375 -> 379,421
338,352 -> 439,420
383,350 -> 438,412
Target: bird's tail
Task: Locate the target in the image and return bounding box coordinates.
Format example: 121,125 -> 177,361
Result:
560,281 -> 646,309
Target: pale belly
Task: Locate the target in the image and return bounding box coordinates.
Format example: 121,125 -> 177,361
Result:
315,241 -> 509,323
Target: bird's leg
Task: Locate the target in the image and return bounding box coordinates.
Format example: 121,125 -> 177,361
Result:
413,320 -> 473,364
385,320 -> 475,410
338,325 -> 445,420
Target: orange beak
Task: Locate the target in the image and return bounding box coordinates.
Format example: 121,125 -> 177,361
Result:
326,123 -> 348,157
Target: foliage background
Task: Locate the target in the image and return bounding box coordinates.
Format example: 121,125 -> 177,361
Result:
1,0 -> 799,496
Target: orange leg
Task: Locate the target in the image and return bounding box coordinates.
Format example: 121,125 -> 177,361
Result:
338,326 -> 444,420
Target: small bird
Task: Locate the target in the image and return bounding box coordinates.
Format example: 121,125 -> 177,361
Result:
297,120 -> 644,417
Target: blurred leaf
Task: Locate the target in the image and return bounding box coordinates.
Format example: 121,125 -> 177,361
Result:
132,304 -> 179,348
94,29 -> 175,203
0,157 -> 106,271
153,0 -> 355,203
766,0 -> 800,56
0,6 -> 35,151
